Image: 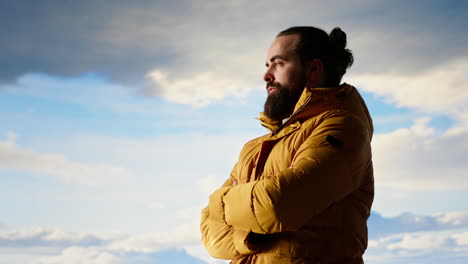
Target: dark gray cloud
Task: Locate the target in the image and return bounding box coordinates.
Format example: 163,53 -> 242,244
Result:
1,0 -> 467,86
0,0 -> 186,84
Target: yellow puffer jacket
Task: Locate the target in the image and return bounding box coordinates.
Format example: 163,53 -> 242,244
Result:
201,84 -> 374,264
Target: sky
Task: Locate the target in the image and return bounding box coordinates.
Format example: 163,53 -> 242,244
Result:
1,0 -> 468,263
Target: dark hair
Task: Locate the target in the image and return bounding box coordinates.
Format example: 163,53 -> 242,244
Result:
277,26 -> 354,87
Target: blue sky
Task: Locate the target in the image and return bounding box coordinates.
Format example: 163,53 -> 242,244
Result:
1,0 -> 468,263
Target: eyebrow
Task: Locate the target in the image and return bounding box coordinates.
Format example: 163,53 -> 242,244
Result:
265,55 -> 288,67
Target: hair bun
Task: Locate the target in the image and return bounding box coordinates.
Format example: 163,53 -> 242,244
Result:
329,27 -> 347,50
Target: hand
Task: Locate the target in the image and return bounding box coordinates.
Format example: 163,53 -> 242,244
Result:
233,180 -> 238,186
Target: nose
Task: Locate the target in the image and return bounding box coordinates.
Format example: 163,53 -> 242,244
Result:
263,68 -> 274,83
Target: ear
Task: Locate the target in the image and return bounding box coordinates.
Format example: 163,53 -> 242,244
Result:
305,58 -> 325,88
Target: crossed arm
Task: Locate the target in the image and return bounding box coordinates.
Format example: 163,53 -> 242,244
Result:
200,164 -> 255,259
201,113 -> 371,257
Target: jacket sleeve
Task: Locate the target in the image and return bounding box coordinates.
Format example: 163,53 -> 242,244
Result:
201,164 -> 258,259
200,206 -> 239,259
209,111 -> 372,234
201,172 -> 239,259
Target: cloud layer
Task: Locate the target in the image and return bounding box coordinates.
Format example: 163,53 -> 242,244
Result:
0,221 -> 207,264
2,211 -> 468,264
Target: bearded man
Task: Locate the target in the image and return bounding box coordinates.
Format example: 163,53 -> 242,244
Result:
201,26 -> 374,264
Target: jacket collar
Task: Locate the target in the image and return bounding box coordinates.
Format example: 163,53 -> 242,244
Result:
258,84 -> 353,133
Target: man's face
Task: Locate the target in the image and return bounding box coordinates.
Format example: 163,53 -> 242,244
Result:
263,34 -> 306,121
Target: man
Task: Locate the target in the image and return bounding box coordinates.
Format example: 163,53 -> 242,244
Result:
201,26 -> 374,264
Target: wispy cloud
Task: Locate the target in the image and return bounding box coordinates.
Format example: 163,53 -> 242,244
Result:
0,131 -> 132,185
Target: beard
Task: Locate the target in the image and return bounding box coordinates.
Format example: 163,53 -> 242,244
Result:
263,82 -> 304,121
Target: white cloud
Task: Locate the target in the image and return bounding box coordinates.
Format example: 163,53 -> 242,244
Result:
386,233 -> 449,251
353,58 -> 468,114
365,229 -> 468,263
0,131 -> 133,186
106,235 -> 165,253
365,82 -> 468,194
145,70 -> 253,107
372,117 -> 468,190
446,109 -> 468,136
434,212 -> 468,227
454,231 -> 468,246
35,246 -> 119,264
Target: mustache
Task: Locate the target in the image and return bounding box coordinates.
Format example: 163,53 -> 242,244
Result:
266,82 -> 282,90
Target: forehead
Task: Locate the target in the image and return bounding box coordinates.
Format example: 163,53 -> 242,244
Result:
267,34 -> 300,59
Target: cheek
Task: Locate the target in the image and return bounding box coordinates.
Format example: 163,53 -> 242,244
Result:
277,64 -> 303,85
280,67 -> 296,82
286,68 -> 303,85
